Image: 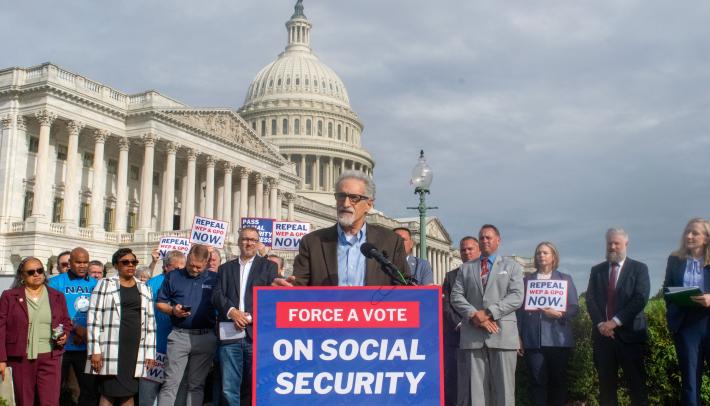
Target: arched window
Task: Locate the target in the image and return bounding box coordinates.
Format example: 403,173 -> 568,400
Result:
252,121 -> 256,130
314,80 -> 318,88
277,78 -> 282,86
269,79 -> 273,87
271,119 -> 277,135
286,77 -> 291,85
306,119 -> 312,135
317,120 -> 323,136
294,119 -> 300,135
295,78 -> 300,86
337,124 -> 341,139
282,118 -> 288,135
305,78 -> 309,86
346,127 -> 349,142
261,120 -> 266,137
328,122 -> 333,137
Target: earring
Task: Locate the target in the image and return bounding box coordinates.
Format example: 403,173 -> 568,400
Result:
20,279 -> 25,285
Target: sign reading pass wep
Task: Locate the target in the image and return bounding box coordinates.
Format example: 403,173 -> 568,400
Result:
190,216 -> 229,248
524,279 -> 568,311
240,217 -> 274,247
254,287 -> 443,406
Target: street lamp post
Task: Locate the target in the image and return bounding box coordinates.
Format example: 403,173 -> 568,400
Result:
407,150 -> 437,260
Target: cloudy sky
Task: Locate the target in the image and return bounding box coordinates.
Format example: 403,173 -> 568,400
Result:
4,0 -> 710,291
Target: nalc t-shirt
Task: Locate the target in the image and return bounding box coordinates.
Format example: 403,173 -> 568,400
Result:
48,272 -> 97,351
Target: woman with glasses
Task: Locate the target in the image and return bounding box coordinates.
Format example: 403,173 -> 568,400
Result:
86,248 -> 156,406
516,242 -> 579,406
664,218 -> 710,406
0,256 -> 71,405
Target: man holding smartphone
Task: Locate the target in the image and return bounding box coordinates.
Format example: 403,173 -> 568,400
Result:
156,244 -> 218,406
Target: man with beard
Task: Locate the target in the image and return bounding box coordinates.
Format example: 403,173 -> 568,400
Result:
586,228 -> 650,406
273,170 -> 410,286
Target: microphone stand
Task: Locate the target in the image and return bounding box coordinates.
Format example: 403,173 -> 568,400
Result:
378,261 -> 417,286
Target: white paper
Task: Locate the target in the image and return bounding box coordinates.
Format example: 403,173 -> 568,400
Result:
219,322 -> 246,340
0,366 -> 15,405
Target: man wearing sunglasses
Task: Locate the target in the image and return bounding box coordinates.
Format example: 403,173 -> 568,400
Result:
48,246 -> 99,406
274,170 -> 410,287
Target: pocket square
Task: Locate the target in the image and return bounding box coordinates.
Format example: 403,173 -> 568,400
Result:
497,271 -> 508,275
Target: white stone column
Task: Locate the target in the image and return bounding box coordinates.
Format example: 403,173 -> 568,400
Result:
31,109 -> 57,218
183,148 -> 197,229
254,173 -> 264,217
222,162 -> 233,221
300,155 -> 306,189
312,156 -> 320,191
162,141 -> 178,230
204,156 -> 215,218
269,180 -> 278,219
239,168 -> 249,219
138,132 -> 156,230
62,120 -> 83,226
286,193 -> 295,221
114,137 -> 130,232
276,190 -> 283,220
327,157 -> 333,191
340,158 -> 345,175
263,179 -> 272,217
89,129 -> 108,229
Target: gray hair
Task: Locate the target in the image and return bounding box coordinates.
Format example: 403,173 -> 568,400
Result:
335,170 -> 375,199
163,250 -> 186,270
605,227 -> 629,242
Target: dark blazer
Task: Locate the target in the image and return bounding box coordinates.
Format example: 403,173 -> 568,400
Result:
517,270 -> 579,349
292,223 -> 411,286
586,257 -> 650,343
442,267 -> 463,347
0,286 -> 72,361
212,255 -> 278,341
663,255 -> 710,333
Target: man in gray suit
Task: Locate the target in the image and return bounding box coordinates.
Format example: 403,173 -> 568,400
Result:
451,224 -> 524,406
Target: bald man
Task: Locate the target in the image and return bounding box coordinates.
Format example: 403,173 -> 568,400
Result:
48,247 -> 99,405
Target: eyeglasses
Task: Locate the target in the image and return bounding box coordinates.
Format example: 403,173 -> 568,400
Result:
59,262 -> 69,267
333,192 -> 371,203
239,238 -> 260,244
24,268 -> 45,276
119,259 -> 139,266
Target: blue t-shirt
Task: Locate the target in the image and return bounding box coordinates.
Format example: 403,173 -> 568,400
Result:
48,272 -> 98,351
157,268 -> 217,330
147,274 -> 171,354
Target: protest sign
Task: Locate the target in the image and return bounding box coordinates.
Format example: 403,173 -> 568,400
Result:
524,279 -> 568,311
143,352 -> 166,383
272,221 -> 310,250
158,236 -> 190,259
190,216 -> 229,248
254,287 -> 443,405
240,217 -> 274,247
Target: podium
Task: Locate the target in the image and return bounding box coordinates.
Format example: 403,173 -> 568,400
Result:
253,286 -> 444,405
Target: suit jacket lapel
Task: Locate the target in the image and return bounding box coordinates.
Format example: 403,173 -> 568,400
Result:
473,259 -> 484,294
364,226 -> 381,285
110,278 -> 121,317
615,260 -> 631,293
322,225 -> 339,285
14,290 -> 28,318
245,257 -> 260,289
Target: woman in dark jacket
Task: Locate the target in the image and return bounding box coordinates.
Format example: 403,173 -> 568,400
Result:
663,218 -> 710,406
0,256 -> 72,406
517,241 -> 579,406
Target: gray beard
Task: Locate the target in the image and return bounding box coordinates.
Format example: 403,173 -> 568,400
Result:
337,212 -> 354,228
607,252 -> 626,264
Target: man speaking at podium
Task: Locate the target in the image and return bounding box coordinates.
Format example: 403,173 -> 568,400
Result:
273,170 -> 410,286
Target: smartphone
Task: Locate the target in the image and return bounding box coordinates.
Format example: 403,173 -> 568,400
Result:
182,305 -> 192,312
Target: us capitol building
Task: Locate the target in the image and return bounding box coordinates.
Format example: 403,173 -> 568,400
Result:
0,1 -> 459,282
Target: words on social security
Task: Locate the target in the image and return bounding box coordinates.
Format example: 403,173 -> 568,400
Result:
272,301 -> 426,395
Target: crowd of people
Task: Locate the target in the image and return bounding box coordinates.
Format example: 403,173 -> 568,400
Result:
0,170 -> 708,406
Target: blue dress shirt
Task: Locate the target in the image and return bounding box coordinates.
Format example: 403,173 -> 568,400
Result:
337,223 -> 367,286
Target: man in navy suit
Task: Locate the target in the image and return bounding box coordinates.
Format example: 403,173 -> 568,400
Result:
212,227 -> 278,406
586,228 -> 650,406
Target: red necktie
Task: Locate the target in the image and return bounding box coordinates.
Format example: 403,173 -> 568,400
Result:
481,257 -> 490,289
606,263 -> 619,320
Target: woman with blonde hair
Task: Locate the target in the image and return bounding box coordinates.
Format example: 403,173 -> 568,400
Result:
663,218 -> 710,406
517,241 -> 579,406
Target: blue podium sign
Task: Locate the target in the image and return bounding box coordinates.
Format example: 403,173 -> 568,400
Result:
253,286 -> 443,405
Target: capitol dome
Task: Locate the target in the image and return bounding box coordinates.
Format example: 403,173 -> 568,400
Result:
239,0 -> 374,206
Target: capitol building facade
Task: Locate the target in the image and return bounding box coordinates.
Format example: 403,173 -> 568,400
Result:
0,2 -> 459,282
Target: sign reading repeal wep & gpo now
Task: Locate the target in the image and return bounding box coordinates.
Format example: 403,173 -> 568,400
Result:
524,279 -> 568,311
254,287 -> 443,405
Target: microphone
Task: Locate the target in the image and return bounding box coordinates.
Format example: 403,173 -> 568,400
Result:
360,243 -> 414,286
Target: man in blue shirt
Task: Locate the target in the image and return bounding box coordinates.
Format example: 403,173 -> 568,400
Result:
139,250 -> 186,406
394,227 -> 434,285
48,246 -> 98,406
156,244 -> 217,406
